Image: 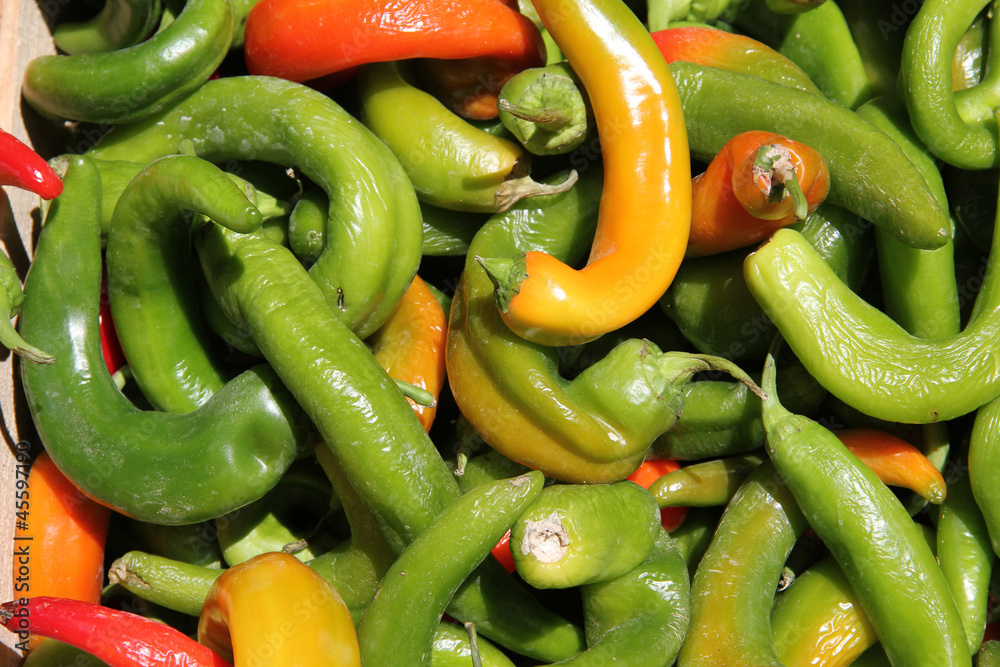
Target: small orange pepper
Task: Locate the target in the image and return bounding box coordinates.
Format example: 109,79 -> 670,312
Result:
13,451 -> 111,650
369,275 -> 448,432
687,130 -> 830,258
478,0 -> 691,347
837,427 -> 947,504
198,552 -> 360,667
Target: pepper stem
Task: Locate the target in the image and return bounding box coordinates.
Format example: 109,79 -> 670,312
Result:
753,144 -> 809,221
0,300 -> 53,365
497,99 -> 571,127
494,170 -> 579,212
393,378 -> 436,407
464,622 -> 484,667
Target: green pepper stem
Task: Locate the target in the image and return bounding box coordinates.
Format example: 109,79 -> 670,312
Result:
753,144 -> 809,221
465,622 -> 484,667
0,318 -> 55,365
494,170 -> 579,212
497,99 -> 571,127
393,378 -> 436,407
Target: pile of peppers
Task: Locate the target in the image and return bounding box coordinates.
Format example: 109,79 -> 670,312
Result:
7,0 -> 1000,664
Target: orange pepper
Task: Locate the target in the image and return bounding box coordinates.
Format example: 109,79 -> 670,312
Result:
836,427 -> 947,504
244,0 -> 543,86
369,276 -> 447,432
478,0 -> 691,347
13,451 -> 111,650
687,130 -> 830,257
198,552 -> 360,667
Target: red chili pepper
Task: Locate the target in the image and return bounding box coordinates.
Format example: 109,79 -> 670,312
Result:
687,130 -> 829,257
99,267 -> 127,375
627,458 -> 688,531
0,597 -> 232,667
491,530 -> 517,573
0,128 -> 62,200
243,0 -> 544,87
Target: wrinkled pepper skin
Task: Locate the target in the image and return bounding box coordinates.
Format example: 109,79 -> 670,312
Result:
19,156 -> 305,525
88,75 -> 422,340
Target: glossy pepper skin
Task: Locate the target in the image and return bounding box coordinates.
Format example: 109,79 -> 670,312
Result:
745,227 -> 1000,424
357,473 -> 544,667
448,169 -> 760,484
199,552 -> 361,667
0,128 -> 63,200
0,597 -> 231,667
359,61 -> 564,213
761,353 -> 972,667
19,156 -> 305,524
479,0 -> 691,347
669,60 -> 950,250
88,75 -> 422,340
22,0 -> 232,124
901,0 -> 1000,169
244,0 -> 544,84
106,155 -> 266,413
687,130 -> 829,257
196,223 -> 585,662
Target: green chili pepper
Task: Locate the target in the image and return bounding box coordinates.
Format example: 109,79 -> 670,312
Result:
419,203 -> 489,257
19,155 -> 306,525
761,351 -> 971,667
734,0 -> 873,108
23,0 -> 231,123
52,0 -> 162,55
668,506 -> 720,575
454,450 -> 532,495
287,188 -> 327,266
105,155 -> 263,413
649,454 -> 763,509
937,461 -> 995,653
668,60 -> 950,249
216,459 -> 340,566
678,461 -> 806,667
837,0 -> 909,99
88,75 -> 422,339
651,381 -> 767,460
196,220 -> 585,661
980,641 -> 1000,666
125,519 -> 224,568
556,530 -> 690,666
969,395 -> 1000,558
900,0 -> 1000,169
0,248 -> 52,365
357,472 -> 544,667
497,62 -> 592,156
510,481 -> 660,590
359,61 -> 571,213
108,551 -> 221,617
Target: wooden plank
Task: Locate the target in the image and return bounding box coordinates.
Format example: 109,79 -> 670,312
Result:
1,0 -> 59,662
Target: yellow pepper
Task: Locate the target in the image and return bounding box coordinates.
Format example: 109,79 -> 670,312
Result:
198,552 -> 360,667
479,0 -> 691,346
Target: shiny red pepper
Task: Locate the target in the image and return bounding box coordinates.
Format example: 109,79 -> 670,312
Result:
0,128 -> 62,200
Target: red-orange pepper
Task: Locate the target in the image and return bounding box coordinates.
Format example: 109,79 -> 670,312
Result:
418,55 -> 530,120
0,128 -> 63,200
0,597 -> 231,666
243,0 -> 544,86
478,0 -> 691,347
369,275 -> 448,432
836,427 -> 948,505
627,458 -> 688,531
687,130 -> 830,257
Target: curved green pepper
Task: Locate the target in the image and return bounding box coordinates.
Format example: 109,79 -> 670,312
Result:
357,473 -> 544,667
106,155 -> 261,413
649,454 -> 763,509
497,62 -> 593,156
53,0 -> 162,55
762,353 -> 971,667
19,155 -> 306,525
23,0 -> 232,123
88,75 -> 422,339
196,221 -> 585,661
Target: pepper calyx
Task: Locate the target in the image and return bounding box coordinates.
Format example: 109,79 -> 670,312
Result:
494,169 -> 579,211
477,253 -> 529,313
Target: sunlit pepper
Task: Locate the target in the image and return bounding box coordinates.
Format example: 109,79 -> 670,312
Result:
478,0 -> 691,346
369,275 -> 448,431
687,130 -> 829,257
198,552 -> 360,667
